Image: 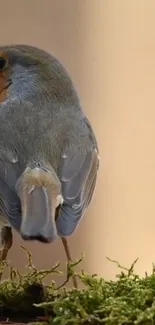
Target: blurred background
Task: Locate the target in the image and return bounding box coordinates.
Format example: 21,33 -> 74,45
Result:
1,0 -> 155,284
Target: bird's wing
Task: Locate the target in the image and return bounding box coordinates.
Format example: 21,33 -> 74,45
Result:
0,158 -> 22,231
56,121 -> 99,237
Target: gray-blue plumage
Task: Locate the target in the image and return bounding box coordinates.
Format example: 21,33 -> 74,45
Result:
0,44 -> 99,242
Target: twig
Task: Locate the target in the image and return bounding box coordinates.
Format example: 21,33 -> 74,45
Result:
56,255 -> 84,290
106,257 -> 138,276
20,245 -> 37,270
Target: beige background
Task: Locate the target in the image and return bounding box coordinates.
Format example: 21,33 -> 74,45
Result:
0,0 -> 155,283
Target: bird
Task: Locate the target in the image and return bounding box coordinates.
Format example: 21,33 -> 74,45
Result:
0,44 -> 99,286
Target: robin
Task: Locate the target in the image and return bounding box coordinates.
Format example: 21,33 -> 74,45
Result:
0,45 -> 99,286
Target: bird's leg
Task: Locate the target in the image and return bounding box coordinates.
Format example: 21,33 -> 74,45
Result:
61,237 -> 78,288
0,226 -> 13,280
55,206 -> 78,288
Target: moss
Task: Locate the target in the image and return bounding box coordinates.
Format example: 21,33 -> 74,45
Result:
1,249 -> 155,325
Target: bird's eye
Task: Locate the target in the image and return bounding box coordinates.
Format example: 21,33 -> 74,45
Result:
0,57 -> 8,71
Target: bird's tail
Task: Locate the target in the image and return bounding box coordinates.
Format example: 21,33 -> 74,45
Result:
16,166 -> 62,242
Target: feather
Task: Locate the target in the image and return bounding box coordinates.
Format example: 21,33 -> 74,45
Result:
56,117 -> 99,237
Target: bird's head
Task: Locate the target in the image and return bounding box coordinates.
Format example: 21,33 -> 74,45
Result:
0,44 -> 78,107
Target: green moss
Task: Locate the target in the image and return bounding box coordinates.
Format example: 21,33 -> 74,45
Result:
1,249 -> 155,325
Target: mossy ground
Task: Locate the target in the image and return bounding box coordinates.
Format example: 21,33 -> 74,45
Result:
1,248 -> 155,325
